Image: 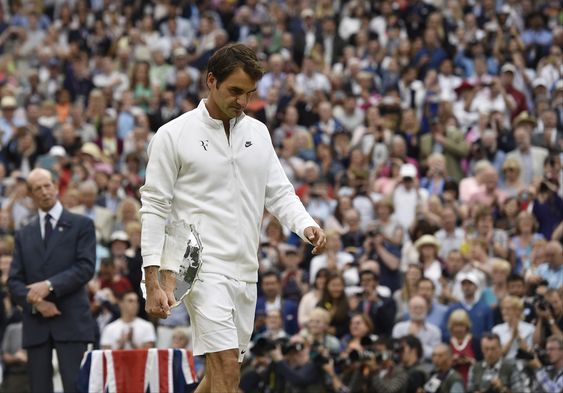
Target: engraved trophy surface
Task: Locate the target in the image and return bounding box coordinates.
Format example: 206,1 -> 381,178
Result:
173,223 -> 203,306
140,220 -> 203,308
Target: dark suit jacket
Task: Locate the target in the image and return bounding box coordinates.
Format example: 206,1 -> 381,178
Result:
8,209 -> 96,348
256,296 -> 299,336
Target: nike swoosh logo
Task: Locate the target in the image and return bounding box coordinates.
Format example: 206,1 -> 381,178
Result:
245,141 -> 252,148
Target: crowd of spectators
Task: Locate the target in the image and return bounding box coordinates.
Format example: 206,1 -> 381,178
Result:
0,0 -> 561,392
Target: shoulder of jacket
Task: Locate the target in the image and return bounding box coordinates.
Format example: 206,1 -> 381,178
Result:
156,110 -> 199,138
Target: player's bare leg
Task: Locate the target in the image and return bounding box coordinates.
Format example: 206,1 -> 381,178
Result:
195,348 -> 239,393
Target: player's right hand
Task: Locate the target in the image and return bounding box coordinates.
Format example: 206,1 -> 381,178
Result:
145,285 -> 171,319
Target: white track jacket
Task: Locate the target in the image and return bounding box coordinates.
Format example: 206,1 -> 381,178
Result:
140,100 -> 318,282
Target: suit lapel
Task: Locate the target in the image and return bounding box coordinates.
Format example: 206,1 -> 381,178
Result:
45,209 -> 72,260
29,216 -> 44,256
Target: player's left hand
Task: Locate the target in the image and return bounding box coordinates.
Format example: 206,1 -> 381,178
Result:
26,281 -> 51,304
304,227 -> 326,255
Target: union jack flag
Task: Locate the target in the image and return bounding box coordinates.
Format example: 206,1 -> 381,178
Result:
77,348 -> 198,393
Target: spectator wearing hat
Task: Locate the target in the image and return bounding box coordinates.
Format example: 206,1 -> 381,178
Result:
70,180 -> 114,244
415,235 -> 442,291
393,163 -> 427,232
499,63 -> 527,119
499,157 -> 525,198
419,117 -> 469,181
442,272 -> 493,343
95,257 -> 132,298
506,112 -> 549,186
0,96 -> 26,148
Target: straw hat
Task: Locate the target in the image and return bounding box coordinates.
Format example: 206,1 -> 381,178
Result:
414,234 -> 440,251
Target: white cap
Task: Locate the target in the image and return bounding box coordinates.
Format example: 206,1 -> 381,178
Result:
1,96 -> 17,109
48,145 -> 66,157
110,231 -> 130,244
400,163 -> 417,178
532,78 -> 548,89
460,272 -> 480,287
500,63 -> 516,74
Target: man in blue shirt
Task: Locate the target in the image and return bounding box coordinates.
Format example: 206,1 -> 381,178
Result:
535,241 -> 563,289
404,277 -> 448,329
442,272 -> 493,343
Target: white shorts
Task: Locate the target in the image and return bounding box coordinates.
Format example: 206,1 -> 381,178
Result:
183,271 -> 257,363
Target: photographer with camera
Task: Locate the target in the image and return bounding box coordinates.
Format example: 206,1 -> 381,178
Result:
423,344 -> 465,393
533,289 -> 563,348
528,335 -> 563,393
353,269 -> 397,337
349,337 -> 408,393
266,335 -> 328,393
359,221 -> 402,293
399,335 -> 430,393
467,333 -> 528,393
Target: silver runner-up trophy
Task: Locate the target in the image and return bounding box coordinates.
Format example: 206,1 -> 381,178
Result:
141,220 -> 204,308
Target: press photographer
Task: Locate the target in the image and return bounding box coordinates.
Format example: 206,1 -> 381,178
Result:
467,333 -> 527,393
263,335 -> 328,392
533,288 -> 563,347
398,335 -> 430,393
422,344 -> 465,393
348,337 -> 408,393
528,335 -> 563,393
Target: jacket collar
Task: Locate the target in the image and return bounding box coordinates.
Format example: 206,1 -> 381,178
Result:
197,99 -> 246,131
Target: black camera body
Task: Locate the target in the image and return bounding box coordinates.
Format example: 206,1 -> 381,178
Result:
251,337 -> 302,357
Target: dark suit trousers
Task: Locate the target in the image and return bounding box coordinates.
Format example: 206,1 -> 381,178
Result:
27,339 -> 87,393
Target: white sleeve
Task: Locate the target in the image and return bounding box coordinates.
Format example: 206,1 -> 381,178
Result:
140,127 -> 181,268
264,146 -> 319,242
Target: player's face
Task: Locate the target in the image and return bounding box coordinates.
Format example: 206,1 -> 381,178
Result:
207,67 -> 257,120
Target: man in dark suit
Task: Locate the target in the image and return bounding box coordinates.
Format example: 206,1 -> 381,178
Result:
255,271 -> 299,336
8,168 -> 96,393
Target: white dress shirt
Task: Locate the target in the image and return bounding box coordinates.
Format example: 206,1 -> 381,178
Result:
39,201 -> 63,240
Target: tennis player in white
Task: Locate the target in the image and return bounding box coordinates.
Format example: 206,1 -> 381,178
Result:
140,44 -> 326,393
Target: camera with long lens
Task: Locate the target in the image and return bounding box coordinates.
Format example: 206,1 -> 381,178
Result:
534,294 -> 554,314
251,337 -> 299,357
515,347 -> 551,366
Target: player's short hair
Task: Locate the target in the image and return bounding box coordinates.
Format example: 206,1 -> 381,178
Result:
207,43 -> 264,85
